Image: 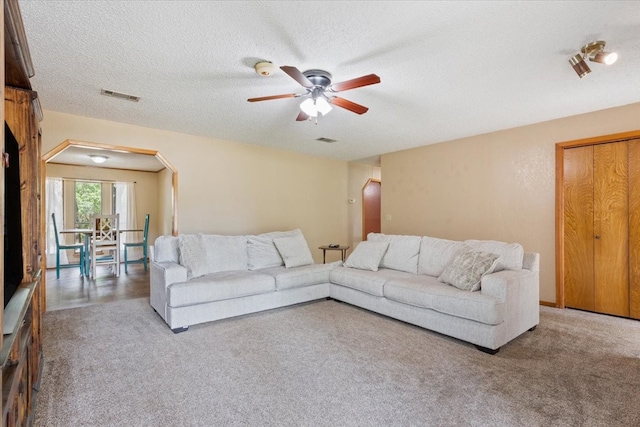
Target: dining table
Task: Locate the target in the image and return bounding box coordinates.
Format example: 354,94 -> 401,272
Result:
59,228 -> 143,276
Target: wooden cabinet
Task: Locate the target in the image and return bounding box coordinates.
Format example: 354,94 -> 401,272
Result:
563,138 -> 640,319
1,0 -> 44,425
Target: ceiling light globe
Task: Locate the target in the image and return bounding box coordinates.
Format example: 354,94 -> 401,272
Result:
316,98 -> 332,116
89,155 -> 108,164
300,98 -> 318,117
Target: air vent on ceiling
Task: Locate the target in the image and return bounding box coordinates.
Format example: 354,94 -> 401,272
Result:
316,137 -> 337,143
100,88 -> 140,102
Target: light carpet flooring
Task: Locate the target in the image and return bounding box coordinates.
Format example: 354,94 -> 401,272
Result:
34,298 -> 640,426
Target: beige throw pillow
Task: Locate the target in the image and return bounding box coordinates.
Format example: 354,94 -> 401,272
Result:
437,246 -> 499,291
273,234 -> 314,268
344,241 -> 389,272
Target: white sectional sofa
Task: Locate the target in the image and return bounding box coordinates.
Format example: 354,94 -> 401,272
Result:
150,230 -> 539,353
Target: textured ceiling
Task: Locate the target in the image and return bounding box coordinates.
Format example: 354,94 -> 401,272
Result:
20,1 -> 640,164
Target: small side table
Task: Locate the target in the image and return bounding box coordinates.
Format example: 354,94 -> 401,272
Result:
318,245 -> 350,264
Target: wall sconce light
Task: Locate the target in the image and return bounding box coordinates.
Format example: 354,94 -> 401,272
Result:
89,155 -> 108,164
569,40 -> 617,78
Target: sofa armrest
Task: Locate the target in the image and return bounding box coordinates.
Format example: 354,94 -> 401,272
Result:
480,269 -> 536,301
150,261 -> 188,317
481,268 -> 540,338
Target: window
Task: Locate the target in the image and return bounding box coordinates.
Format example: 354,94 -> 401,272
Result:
74,181 -> 103,229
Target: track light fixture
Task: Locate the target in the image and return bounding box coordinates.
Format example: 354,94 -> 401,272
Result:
569,40 -> 617,78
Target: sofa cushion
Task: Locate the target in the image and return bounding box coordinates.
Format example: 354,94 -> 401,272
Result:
273,234 -> 314,268
330,266 -> 415,297
167,270 -> 276,307
418,236 -> 464,276
178,234 -> 208,279
464,239 -> 524,271
154,235 -> 180,263
247,230 -> 301,270
384,276 -> 505,325
343,241 -> 389,272
260,263 -> 335,291
438,246 -> 499,291
201,234 -> 248,274
367,233 -> 421,274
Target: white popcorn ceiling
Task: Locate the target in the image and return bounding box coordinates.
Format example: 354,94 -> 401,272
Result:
20,1 -> 640,164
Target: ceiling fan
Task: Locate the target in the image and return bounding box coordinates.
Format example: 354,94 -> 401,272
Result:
247,65 -> 381,122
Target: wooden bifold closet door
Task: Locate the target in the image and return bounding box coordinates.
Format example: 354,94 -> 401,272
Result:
563,139 -> 640,319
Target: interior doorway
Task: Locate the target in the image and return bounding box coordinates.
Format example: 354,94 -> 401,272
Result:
362,178 -> 381,240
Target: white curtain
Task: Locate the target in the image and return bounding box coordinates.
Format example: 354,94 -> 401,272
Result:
46,177 -> 67,267
115,182 -> 141,259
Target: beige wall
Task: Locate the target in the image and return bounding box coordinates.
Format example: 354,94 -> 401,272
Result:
347,162 -> 381,250
157,168 -> 174,236
41,111 -> 349,263
46,163 -> 161,243
381,102 -> 640,303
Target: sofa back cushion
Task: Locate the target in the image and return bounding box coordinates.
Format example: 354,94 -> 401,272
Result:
178,234 -> 208,279
202,234 -> 249,273
154,235 -> 180,263
463,239 -> 524,271
247,229 -> 302,270
367,233 -> 421,274
418,236 -> 464,276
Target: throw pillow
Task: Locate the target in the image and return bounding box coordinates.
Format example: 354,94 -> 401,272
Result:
247,229 -> 301,270
201,234 -> 248,273
273,234 -> 314,268
367,233 -> 421,274
437,246 -> 499,291
343,241 -> 390,272
178,234 -> 208,279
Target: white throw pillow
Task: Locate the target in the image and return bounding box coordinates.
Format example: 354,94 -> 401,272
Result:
437,246 -> 499,292
154,235 -> 180,263
247,229 -> 301,270
344,241 -> 390,272
367,233 -> 421,274
201,234 -> 248,273
178,234 -> 208,279
418,236 -> 464,276
463,239 -> 524,272
273,234 -> 314,268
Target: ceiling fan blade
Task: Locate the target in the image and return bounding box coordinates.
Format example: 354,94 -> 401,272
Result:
296,111 -> 309,122
280,66 -> 314,88
329,74 -> 380,92
329,96 -> 369,115
247,93 -> 298,102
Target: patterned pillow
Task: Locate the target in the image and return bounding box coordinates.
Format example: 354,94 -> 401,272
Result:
344,241 -> 390,272
273,234 -> 314,268
437,246 -> 499,291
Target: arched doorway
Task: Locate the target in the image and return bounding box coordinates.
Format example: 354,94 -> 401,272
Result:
362,178 -> 381,240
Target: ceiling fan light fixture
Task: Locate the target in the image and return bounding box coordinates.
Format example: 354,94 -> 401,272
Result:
300,98 -> 318,117
569,53 -> 591,78
89,155 -> 108,164
316,97 -> 332,116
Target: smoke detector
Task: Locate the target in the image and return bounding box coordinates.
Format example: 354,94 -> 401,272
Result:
255,61 -> 276,77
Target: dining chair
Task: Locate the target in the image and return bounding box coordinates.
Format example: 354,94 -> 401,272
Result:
89,214 -> 120,279
123,214 -> 150,273
51,212 -> 85,279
